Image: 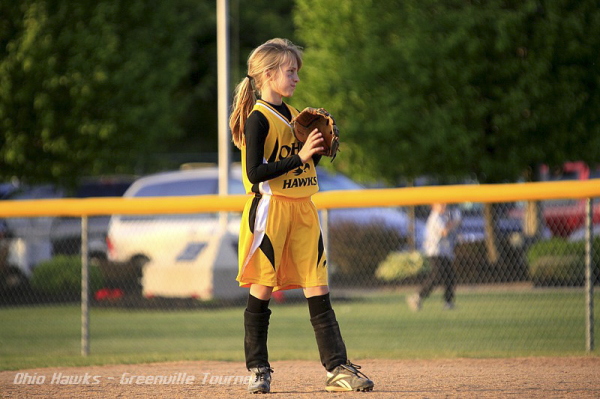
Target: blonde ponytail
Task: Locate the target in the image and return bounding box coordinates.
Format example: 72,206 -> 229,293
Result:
230,38 -> 303,150
230,76 -> 256,149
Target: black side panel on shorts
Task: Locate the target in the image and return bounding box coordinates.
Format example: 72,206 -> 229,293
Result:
317,232 -> 324,267
249,195 -> 261,234
260,235 -> 276,270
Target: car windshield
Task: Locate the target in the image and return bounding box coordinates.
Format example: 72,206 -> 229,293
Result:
75,182 -> 133,198
133,177 -> 245,197
6,185 -> 63,200
121,177 -> 245,222
134,179 -> 219,197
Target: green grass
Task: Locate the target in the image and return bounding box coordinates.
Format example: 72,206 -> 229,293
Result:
1,289 -> 599,370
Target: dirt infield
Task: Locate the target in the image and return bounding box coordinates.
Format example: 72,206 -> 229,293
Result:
2,357 -> 599,398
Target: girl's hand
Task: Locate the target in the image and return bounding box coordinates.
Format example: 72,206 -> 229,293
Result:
298,129 -> 325,163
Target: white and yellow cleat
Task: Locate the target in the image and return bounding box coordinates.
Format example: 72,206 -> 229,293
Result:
247,366 -> 273,394
325,361 -> 374,392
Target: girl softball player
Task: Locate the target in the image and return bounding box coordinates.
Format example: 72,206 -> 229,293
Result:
229,38 -> 374,393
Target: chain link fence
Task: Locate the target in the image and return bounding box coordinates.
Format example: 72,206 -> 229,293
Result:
0,192 -> 598,362
329,200 -> 599,289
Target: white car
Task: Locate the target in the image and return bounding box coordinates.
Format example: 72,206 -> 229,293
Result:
106,167 -> 246,299
107,166 -> 418,264
106,165 -> 417,298
106,167 -> 245,268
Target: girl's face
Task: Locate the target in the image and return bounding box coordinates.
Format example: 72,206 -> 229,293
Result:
268,59 -> 299,99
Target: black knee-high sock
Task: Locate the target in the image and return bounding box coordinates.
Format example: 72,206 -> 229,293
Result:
307,293 -> 332,318
246,293 -> 271,314
244,294 -> 271,369
308,294 -> 347,371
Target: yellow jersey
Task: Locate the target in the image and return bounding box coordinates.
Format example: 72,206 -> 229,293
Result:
241,100 -> 320,198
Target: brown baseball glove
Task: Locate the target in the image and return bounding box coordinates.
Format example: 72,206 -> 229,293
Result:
291,107 -> 340,161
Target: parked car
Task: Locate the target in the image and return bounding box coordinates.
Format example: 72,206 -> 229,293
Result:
105,166 -> 247,298
0,218 -> 29,294
107,166 -> 420,264
0,181 -> 20,199
105,165 -> 421,295
568,224 -> 600,242
453,202 -> 524,244
49,176 -> 136,264
2,184 -> 65,277
393,176 -> 527,246
539,161 -> 600,182
540,162 -> 600,237
539,198 -> 600,237
316,168 -> 424,248
316,169 -> 427,279
106,167 -> 245,268
509,162 -> 600,237
0,177 -> 135,281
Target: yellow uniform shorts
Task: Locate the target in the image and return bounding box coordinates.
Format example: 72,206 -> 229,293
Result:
237,194 -> 328,291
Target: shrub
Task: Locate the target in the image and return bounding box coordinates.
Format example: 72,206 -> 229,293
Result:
375,251 -> 429,282
329,222 -> 403,281
529,255 -> 584,287
30,255 -> 104,296
528,237 -> 584,264
451,238 -> 529,284
527,237 -> 600,287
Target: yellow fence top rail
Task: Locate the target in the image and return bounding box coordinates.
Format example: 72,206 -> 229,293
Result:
0,179 -> 598,217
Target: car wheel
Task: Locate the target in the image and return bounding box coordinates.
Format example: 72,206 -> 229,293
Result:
131,255 -> 150,270
129,255 -> 149,295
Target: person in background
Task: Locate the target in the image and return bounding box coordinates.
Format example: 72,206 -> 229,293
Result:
408,202 -> 461,311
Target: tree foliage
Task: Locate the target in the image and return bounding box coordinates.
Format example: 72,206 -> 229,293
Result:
0,0 -> 203,186
171,0 -> 297,157
0,0 -> 299,185
294,0 -> 600,184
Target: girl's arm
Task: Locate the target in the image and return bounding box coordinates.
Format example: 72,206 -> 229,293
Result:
245,112 -> 303,184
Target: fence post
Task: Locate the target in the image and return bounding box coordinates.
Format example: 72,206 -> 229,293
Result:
81,216 -> 90,356
585,198 -> 594,352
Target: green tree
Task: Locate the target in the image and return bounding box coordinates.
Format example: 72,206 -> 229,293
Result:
294,0 -> 600,183
0,0 -> 203,187
172,0 -> 297,159
295,0 -> 600,260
